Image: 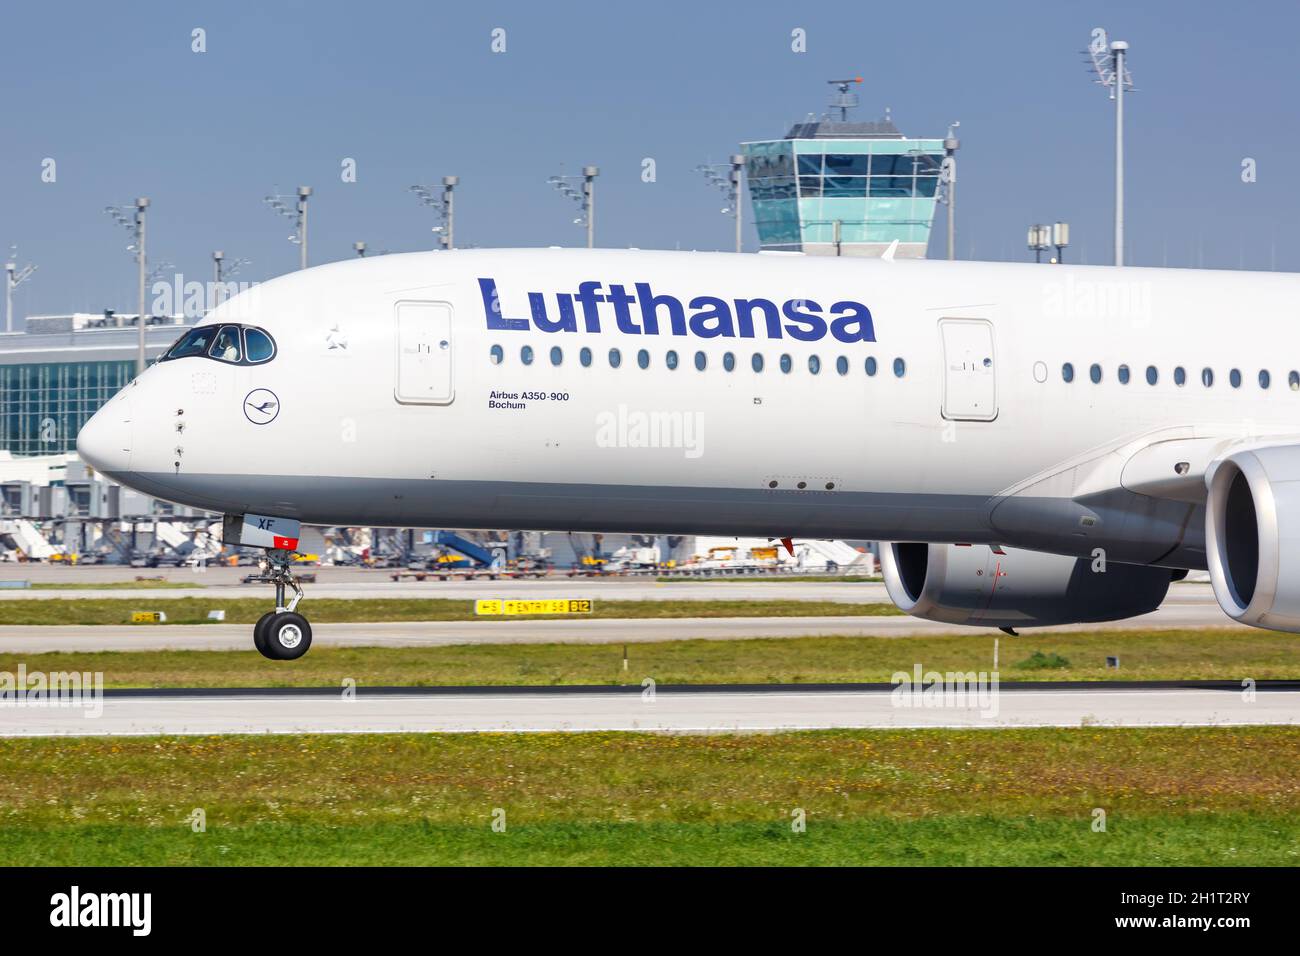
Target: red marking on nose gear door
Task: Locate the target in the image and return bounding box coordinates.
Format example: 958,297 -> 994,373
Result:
273,536 -> 299,550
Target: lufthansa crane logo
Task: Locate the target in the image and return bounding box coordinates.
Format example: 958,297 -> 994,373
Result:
243,388 -> 280,425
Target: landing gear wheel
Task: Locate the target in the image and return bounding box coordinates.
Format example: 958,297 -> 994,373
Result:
262,612 -> 313,661
253,611 -> 276,657
244,546 -> 313,660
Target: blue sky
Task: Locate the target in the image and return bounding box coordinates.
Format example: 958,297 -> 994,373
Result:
2,0 -> 1297,318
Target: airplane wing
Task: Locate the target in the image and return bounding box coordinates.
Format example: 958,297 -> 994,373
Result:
987,424 -> 1300,631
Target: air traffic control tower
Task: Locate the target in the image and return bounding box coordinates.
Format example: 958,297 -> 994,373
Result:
742,79 -> 948,258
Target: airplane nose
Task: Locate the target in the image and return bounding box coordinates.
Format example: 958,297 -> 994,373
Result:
77,393 -> 133,475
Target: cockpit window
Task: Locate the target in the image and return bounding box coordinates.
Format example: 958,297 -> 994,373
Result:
160,323 -> 277,366
209,325 -> 242,363
164,326 -> 217,360
244,328 -> 275,363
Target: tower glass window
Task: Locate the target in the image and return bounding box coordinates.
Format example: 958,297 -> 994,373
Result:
743,113 -> 946,256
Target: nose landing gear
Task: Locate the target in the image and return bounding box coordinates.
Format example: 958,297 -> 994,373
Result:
249,548 -> 313,660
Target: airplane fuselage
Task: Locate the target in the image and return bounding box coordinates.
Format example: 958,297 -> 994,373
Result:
77,248 -> 1300,572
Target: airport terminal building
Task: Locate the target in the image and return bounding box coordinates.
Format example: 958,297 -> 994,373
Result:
0,313 -> 207,558
0,312 -> 189,457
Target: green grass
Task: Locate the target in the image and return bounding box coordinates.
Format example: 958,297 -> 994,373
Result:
1014,650 -> 1072,671
0,728 -> 1294,865
4,628 -> 1292,687
0,597 -> 898,626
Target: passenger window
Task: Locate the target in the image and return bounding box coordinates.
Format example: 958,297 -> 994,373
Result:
579,347 -> 592,367
1117,364 -> 1130,385
637,349 -> 650,369
751,353 -> 764,373
550,346 -> 563,366
1229,368 -> 1242,388
723,352 -> 736,372
694,351 -> 706,371
808,355 -> 821,375
1062,362 -> 1074,383
209,325 -> 242,363
865,356 -> 877,377
1202,367 -> 1214,387
666,350 -> 679,370
1259,369 -> 1271,389
521,345 -> 534,365
893,357 -> 906,378
243,328 -> 276,363
1089,363 -> 1102,384
1174,366 -> 1186,386
836,356 -> 848,376
1145,365 -> 1158,385
608,348 -> 622,368
489,344 -> 504,365
1290,370 -> 1299,391
779,354 -> 792,374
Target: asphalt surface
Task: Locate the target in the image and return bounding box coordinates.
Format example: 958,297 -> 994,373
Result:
1,683 -> 1293,736
0,598 -> 1246,653
0,568 -> 1219,606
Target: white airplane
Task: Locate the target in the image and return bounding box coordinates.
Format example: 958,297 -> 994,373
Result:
77,248 -> 1300,659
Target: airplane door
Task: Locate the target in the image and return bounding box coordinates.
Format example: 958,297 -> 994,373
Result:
395,301 -> 454,404
939,318 -> 997,421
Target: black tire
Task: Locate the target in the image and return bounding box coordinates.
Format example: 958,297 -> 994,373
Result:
253,611 -> 277,657
262,612 -> 313,660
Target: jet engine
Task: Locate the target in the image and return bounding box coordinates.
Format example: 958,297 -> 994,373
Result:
1205,444 -> 1300,632
879,542 -> 1172,628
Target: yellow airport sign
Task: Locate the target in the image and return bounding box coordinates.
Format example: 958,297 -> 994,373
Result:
130,611 -> 168,624
474,598 -> 593,616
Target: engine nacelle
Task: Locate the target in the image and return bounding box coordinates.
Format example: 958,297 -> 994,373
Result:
1206,445 -> 1300,632
880,542 -> 1172,628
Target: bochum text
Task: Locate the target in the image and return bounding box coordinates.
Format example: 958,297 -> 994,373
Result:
479,278 -> 876,344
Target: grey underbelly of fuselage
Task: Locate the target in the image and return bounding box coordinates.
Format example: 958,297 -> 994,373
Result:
115,471 -> 1209,570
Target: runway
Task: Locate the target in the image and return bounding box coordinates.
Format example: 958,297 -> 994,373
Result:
0,570 -> 1218,606
0,600 -> 1246,654
1,683 -> 1294,736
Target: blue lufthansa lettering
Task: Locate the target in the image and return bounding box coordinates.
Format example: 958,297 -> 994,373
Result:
479,278 -> 529,331
479,277 -> 874,344
781,298 -> 826,342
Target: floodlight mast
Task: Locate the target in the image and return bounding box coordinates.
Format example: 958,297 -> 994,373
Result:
941,122 -> 960,261
547,167 -> 599,248
1087,29 -> 1134,266
408,176 -> 458,249
4,250 -> 37,334
1112,40 -> 1128,267
135,199 -> 148,372
211,251 -> 249,307
695,155 -> 746,252
262,186 -> 312,270
102,198 -> 151,373
297,187 -> 311,270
